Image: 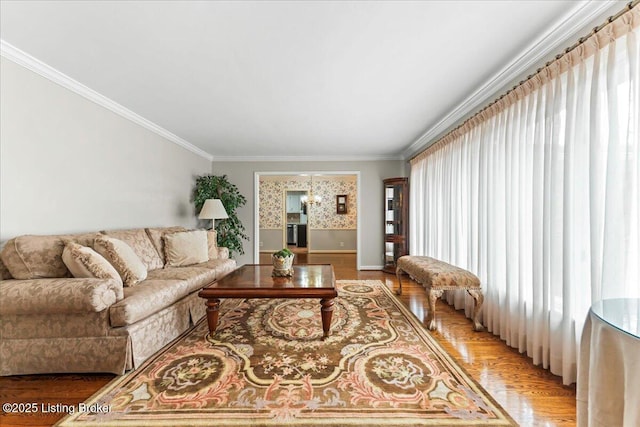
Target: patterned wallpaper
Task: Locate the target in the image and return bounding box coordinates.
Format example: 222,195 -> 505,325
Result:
259,176 -> 357,230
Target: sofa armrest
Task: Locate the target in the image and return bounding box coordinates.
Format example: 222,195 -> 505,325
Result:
215,247 -> 230,260
209,246 -> 229,260
0,278 -> 123,316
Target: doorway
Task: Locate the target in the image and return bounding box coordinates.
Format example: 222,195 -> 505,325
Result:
285,190 -> 308,254
254,171 -> 362,270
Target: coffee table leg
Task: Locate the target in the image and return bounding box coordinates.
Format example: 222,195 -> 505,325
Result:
205,298 -> 221,334
320,298 -> 335,338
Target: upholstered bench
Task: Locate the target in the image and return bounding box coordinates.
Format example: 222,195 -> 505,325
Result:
396,256 -> 485,332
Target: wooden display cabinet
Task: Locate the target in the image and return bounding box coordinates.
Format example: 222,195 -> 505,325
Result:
383,177 -> 409,274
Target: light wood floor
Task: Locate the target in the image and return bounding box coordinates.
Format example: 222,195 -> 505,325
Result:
0,254 -> 576,427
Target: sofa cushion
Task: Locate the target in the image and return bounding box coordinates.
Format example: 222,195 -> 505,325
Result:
163,230 -> 209,267
146,266 -> 218,294
0,233 -> 100,280
109,279 -> 191,327
64,232 -> 99,248
145,226 -> 188,264
102,228 -> 163,271
109,261 -> 231,327
62,242 -> 122,286
94,237 -> 147,287
0,278 -> 123,315
194,258 -> 237,278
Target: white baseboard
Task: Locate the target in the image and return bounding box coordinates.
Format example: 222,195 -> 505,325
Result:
309,250 -> 357,254
359,265 -> 384,271
259,250 -> 357,254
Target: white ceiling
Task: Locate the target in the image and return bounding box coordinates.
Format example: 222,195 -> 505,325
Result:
0,1 -> 624,161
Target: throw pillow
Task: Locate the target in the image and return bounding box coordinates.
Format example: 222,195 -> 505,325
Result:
101,228 -> 163,271
163,230 -> 209,267
94,236 -> 147,286
145,226 -> 188,264
62,242 -> 123,287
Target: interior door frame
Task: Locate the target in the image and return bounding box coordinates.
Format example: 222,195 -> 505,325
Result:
254,171 -> 361,270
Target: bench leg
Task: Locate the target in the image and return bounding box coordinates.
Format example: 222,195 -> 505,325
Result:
395,266 -> 404,295
467,289 -> 485,332
426,288 -> 444,331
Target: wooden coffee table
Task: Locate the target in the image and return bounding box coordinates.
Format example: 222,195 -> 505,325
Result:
198,264 -> 338,338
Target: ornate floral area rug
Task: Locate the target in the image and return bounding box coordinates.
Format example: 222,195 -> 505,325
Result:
57,280 -> 517,426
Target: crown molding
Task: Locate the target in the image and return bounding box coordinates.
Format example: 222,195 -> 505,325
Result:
3,0 -> 617,164
402,0 -> 622,160
1,40 -> 214,162
213,154 -> 404,162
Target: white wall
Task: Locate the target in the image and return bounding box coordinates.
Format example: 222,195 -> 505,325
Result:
212,160 -> 406,268
0,57 -> 212,240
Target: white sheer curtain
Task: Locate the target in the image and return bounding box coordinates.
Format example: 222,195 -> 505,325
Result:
410,7 -> 639,385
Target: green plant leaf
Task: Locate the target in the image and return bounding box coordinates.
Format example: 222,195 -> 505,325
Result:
273,248 -> 294,258
192,174 -> 248,257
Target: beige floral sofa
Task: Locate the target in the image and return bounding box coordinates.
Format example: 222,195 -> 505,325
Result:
0,226 -> 236,376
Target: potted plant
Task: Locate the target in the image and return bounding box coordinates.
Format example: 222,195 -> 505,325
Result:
192,174 -> 248,258
272,248 -> 294,277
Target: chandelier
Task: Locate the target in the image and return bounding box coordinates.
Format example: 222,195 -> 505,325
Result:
301,176 -> 322,206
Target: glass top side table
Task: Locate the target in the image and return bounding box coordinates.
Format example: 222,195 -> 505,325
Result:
590,298 -> 640,339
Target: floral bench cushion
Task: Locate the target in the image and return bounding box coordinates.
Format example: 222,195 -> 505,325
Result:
397,256 -> 480,290
396,255 -> 484,332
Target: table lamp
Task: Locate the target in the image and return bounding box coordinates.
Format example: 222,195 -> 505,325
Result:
198,199 -> 228,229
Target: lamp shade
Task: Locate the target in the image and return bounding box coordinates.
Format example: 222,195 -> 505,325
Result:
198,199 -> 229,220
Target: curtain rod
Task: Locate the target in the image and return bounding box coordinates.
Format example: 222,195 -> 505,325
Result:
411,0 -> 639,162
